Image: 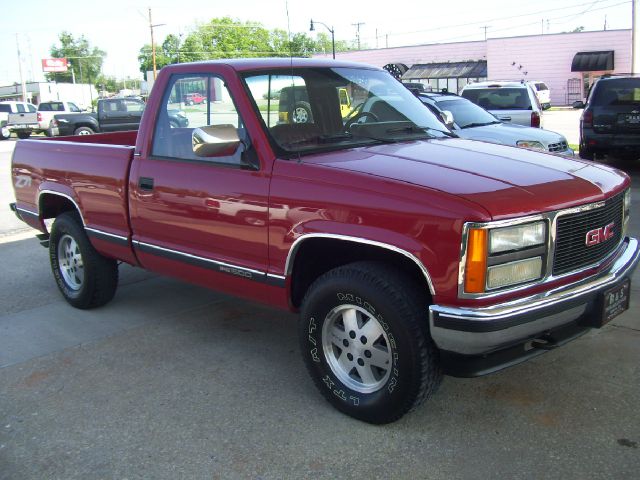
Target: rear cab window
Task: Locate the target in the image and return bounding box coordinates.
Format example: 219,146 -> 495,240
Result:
593,78 -> 640,106
461,88 -> 532,110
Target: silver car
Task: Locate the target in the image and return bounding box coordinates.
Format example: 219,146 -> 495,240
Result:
460,81 -> 544,128
418,92 -> 573,156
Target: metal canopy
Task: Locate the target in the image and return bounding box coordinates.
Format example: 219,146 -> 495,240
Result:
402,61 -> 487,79
571,51 -> 614,72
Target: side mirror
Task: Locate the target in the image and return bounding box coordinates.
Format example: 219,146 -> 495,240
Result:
440,110 -> 455,128
572,100 -> 585,109
192,125 -> 241,157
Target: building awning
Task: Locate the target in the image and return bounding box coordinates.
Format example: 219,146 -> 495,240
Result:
571,51 -> 614,72
402,60 -> 487,79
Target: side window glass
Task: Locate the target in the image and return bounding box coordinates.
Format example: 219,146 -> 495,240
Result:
69,103 -> 81,112
28,104 -> 36,113
17,104 -> 25,113
124,100 -> 145,113
152,74 -> 248,167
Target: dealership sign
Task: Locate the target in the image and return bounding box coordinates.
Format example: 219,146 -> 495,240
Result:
41,58 -> 68,72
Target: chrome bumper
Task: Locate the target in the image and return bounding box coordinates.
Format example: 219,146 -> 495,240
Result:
429,237 -> 639,357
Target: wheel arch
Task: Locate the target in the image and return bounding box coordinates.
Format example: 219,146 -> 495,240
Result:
286,234 -> 435,309
38,189 -> 86,228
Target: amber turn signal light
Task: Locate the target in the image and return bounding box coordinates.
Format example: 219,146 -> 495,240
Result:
465,228 -> 487,293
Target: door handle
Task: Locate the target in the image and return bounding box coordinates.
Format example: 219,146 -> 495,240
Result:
138,177 -> 154,191
498,116 -> 511,121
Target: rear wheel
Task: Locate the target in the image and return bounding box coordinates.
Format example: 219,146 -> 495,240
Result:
300,261 -> 442,424
16,131 -> 31,139
50,212 -> 118,309
74,126 -> 95,136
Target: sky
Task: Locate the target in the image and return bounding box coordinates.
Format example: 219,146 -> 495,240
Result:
0,0 -> 634,85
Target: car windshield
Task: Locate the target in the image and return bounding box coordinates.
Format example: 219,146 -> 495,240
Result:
435,98 -> 500,129
461,88 -> 532,110
242,67 -> 452,153
593,78 -> 640,106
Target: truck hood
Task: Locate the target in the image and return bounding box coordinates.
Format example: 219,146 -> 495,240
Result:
304,138 -> 627,219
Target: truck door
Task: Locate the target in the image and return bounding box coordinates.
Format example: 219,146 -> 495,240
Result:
129,73 -> 271,298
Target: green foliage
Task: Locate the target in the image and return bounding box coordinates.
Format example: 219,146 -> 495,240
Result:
137,17 -> 354,75
47,32 -> 105,84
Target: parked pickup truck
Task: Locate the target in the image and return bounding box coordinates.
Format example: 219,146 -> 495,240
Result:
10,59 -> 639,424
52,97 -> 188,136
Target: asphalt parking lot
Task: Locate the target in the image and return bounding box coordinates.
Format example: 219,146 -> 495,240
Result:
1,116 -> 639,478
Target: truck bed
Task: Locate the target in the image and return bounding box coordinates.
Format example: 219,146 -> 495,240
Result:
11,135 -> 136,256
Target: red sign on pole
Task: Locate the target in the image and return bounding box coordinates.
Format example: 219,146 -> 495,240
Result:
42,58 -> 68,72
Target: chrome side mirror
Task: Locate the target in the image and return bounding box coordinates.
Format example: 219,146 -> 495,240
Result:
440,110 -> 454,128
192,125 -> 241,157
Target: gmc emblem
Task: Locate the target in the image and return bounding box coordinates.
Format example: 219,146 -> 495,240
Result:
585,222 -> 615,246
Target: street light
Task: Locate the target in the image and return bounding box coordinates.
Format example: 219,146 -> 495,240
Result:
310,19 -> 335,60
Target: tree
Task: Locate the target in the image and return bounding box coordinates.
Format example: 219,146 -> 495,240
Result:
47,32 -> 105,84
137,17 -> 354,74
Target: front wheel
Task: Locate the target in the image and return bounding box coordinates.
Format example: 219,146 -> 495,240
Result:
50,212 -> 118,309
0,125 -> 9,140
74,126 -> 95,136
300,261 -> 442,424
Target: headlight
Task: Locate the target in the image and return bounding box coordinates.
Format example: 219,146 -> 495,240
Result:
489,222 -> 546,254
516,140 -> 545,151
463,221 -> 547,294
487,257 -> 543,290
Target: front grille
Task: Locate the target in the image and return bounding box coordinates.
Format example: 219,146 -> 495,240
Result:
553,193 -> 624,275
548,141 -> 568,152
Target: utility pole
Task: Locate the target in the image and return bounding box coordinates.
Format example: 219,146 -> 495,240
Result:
149,8 -> 157,80
352,22 -> 365,50
541,19 -> 544,35
480,25 -> 491,41
148,9 -> 165,81
376,28 -> 378,49
15,34 -> 27,102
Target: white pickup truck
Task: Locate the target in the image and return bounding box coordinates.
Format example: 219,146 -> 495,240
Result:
0,100 -> 38,139
37,101 -> 83,136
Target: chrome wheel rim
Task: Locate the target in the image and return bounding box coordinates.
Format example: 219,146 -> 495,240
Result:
292,107 -> 309,123
322,304 -> 393,394
57,234 -> 84,290
78,129 -> 91,135
1,126 -> 9,138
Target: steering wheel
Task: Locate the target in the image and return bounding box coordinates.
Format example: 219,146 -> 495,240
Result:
343,111 -> 379,131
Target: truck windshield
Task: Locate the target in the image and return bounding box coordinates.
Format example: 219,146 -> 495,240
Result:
242,67 -> 453,153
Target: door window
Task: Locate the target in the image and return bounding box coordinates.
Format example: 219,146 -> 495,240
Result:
152,74 -> 249,167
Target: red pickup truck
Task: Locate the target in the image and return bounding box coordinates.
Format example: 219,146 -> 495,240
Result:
10,59 -> 639,424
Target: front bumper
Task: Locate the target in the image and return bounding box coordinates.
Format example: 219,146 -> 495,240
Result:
429,236 -> 639,376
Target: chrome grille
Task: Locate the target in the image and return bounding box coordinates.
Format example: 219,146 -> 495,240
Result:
548,141 -> 568,152
553,193 -> 624,275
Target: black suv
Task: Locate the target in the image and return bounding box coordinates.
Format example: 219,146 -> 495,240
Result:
574,75 -> 640,160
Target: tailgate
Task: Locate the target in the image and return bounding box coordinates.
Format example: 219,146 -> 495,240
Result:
8,112 -> 38,128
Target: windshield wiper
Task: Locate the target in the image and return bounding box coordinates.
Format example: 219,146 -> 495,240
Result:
461,121 -> 501,129
386,124 -> 457,138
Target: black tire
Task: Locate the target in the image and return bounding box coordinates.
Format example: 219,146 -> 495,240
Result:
49,212 -> 118,309
74,126 -> 95,136
169,120 -> 179,128
579,145 -> 595,160
290,101 -> 313,124
16,131 -> 31,139
45,128 -> 55,137
300,261 -> 442,424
